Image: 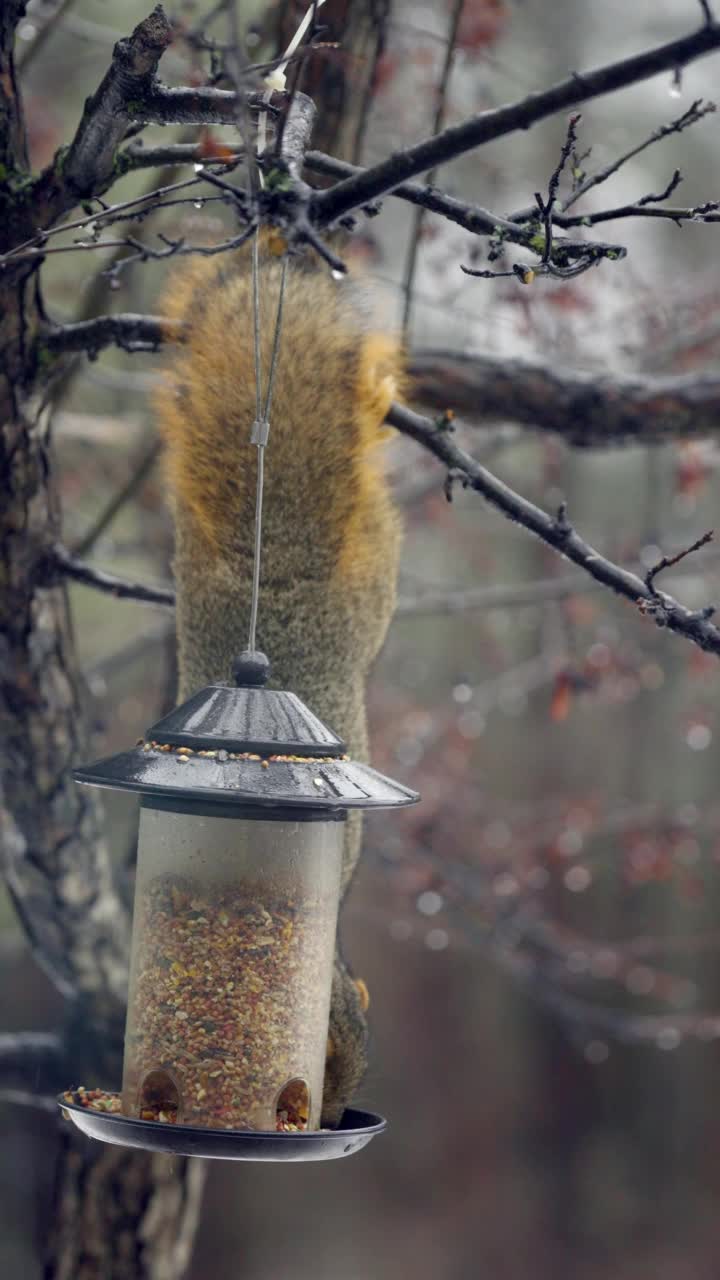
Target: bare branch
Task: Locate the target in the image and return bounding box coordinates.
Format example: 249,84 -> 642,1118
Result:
73,440 -> 161,558
311,19 -> 720,226
111,141 -> 628,268
0,0 -> 30,180
55,6 -> 173,204
17,0 -> 78,73
0,1031 -> 66,1093
39,318 -> 720,453
561,98 -> 716,211
46,545 -> 175,608
409,349 -> 720,445
38,319 -> 720,452
124,84 -> 275,126
1,174 -> 218,267
306,151 -> 626,268
554,196 -> 720,229
645,530 -> 714,593
396,574 -> 595,617
273,91 -> 317,183
120,139 -> 236,171
0,1089 -> 57,1112
396,548 -> 720,617
402,0 -> 465,335
42,313 -> 176,359
10,224 -> 255,275
386,401 -> 720,658
87,620 -> 174,684
534,113 -> 582,270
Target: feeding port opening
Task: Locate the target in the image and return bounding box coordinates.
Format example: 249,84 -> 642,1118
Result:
276,1078 -> 310,1132
139,1069 -> 181,1124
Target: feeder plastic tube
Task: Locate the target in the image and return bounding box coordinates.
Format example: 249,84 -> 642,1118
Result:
122,801 -> 343,1131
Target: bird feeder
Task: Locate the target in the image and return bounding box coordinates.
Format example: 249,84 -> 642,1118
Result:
61,652 -> 418,1161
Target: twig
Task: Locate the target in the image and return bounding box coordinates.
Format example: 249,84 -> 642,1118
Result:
112,142 -> 629,269
561,99 -> 716,211
17,0 -> 77,71
396,547 -> 720,617
386,401 -> 720,657
6,222 -> 256,277
87,621 -> 174,683
0,1089 -> 57,1113
637,168 -> 683,205
396,573 -> 598,616
0,174 -> 213,267
550,198 -> 720,229
46,545 -> 175,607
0,1031 -> 66,1090
534,114 -> 582,268
401,0 -> 465,336
305,151 -> 626,268
311,18 -> 720,227
120,139 -> 243,171
72,439 -> 162,558
645,530 -> 714,594
699,1 -> 714,25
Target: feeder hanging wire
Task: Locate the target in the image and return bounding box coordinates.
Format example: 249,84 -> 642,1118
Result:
248,229 -> 289,656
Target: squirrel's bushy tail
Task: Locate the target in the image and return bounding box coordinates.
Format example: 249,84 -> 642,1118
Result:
155,244 -> 403,712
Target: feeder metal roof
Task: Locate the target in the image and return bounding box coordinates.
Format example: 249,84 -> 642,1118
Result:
75,670 -> 419,812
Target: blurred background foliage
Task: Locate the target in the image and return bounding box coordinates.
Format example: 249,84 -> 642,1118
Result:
5,1 -> 720,1277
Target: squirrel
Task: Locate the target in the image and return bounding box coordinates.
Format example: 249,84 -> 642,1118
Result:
154,238 -> 404,1125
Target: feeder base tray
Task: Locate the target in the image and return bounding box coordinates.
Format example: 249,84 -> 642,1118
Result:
58,1096 -> 386,1162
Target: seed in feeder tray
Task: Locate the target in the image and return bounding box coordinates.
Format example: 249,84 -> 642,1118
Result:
62,1087 -> 122,1114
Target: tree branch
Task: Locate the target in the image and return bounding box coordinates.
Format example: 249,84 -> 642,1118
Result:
311,18 -> 720,226
396,573 -> 596,617
645,530 -> 714,593
119,139 -> 233,171
17,0 -> 78,73
0,1031 -> 67,1093
72,440 -> 161,558
552,197 -> 720,228
42,313 -> 177,358
0,0 -> 30,180
38,319 -> 720,450
115,142 -> 628,268
46,545 -> 175,608
396,548 -> 720,617
55,6 -> 173,205
401,0 -> 465,335
560,98 -> 716,211
125,84 -> 275,126
409,350 -> 720,445
387,401 -> 720,657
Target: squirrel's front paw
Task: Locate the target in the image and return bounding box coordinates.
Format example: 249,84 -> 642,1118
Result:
320,964 -> 369,1127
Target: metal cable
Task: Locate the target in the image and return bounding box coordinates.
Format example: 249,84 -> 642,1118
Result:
247,233 -> 289,655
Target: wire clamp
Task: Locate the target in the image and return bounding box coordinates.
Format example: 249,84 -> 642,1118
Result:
251,418 -> 270,446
